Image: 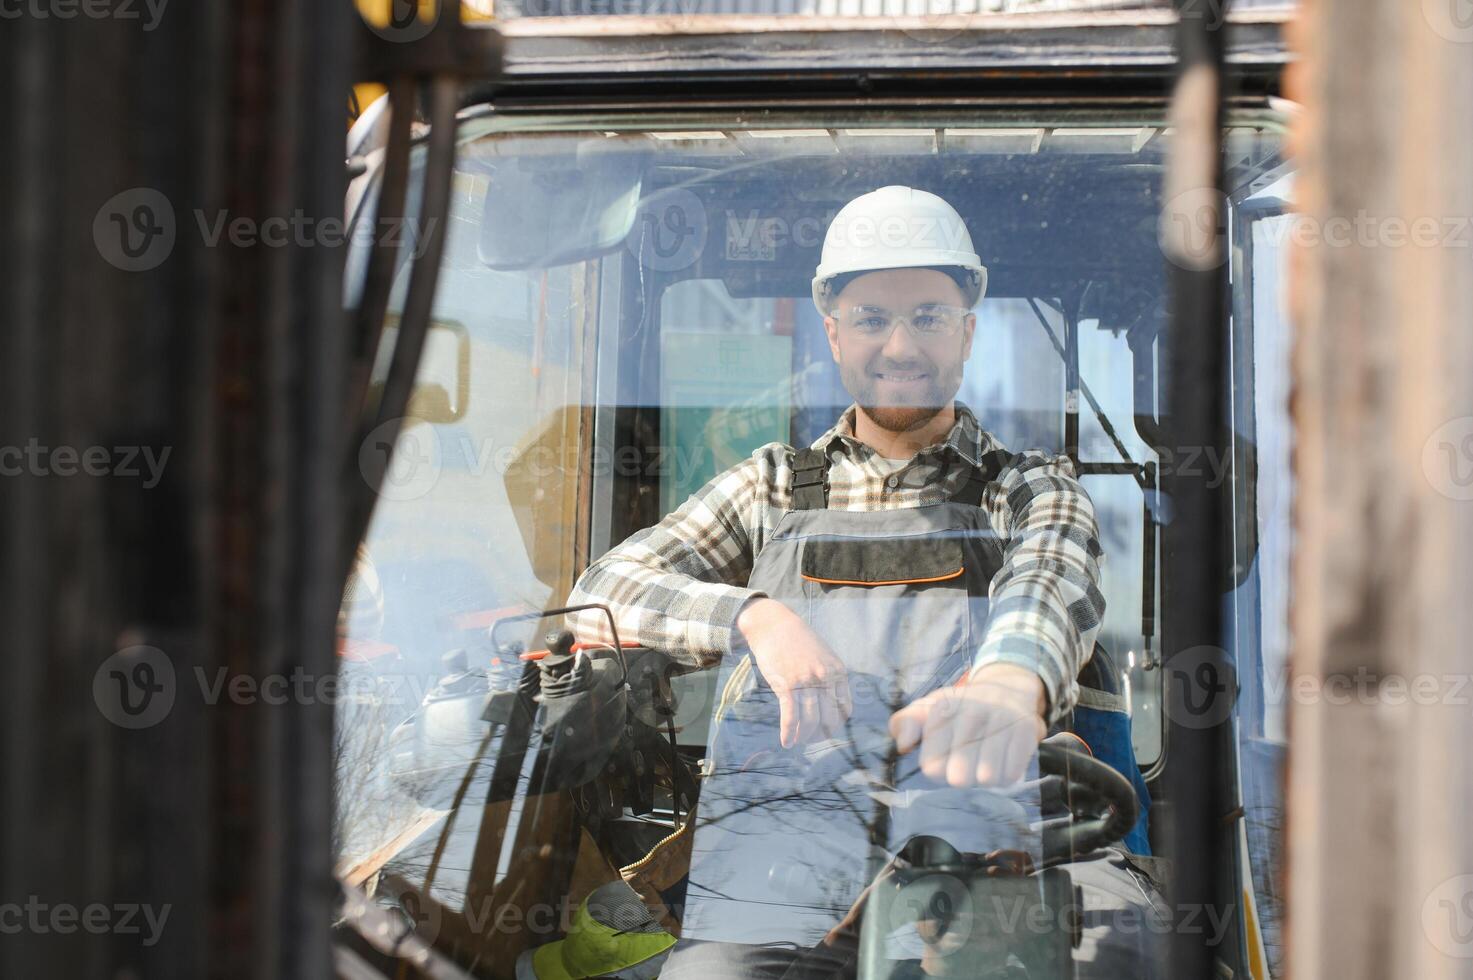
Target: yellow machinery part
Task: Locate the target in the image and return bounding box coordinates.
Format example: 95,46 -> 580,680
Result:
349,0 -> 495,127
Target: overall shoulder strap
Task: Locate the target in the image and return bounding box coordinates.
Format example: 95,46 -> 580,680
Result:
789,447 -> 830,510
950,449 -> 1017,507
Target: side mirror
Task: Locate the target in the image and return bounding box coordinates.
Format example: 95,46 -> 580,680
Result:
372,316 -> 471,425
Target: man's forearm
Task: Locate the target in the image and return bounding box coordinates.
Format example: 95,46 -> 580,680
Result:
974,452 -> 1106,722
567,556 -> 764,665
564,456 -> 766,664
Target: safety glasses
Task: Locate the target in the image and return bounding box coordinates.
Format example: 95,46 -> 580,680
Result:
837,304 -> 971,340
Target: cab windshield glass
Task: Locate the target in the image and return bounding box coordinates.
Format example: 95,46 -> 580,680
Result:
335,110 -> 1290,980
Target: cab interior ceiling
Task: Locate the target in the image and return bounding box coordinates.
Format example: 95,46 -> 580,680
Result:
625,139 -> 1278,311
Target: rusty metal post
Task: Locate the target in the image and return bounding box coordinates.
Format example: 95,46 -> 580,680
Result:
1285,0 -> 1473,976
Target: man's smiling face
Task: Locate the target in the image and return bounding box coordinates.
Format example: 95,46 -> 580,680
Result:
822,267 -> 976,434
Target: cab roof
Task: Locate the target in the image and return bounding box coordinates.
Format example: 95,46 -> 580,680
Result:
479,5 -> 1292,103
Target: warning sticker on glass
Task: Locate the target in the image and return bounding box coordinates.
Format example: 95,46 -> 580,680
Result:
725,213 -> 783,261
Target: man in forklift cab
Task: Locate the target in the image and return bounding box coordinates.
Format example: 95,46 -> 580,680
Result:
566,186 -> 1162,979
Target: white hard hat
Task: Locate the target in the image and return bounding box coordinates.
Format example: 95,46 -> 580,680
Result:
811,185 -> 988,316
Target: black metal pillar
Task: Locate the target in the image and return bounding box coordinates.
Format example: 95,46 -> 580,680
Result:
0,0 -> 351,976
1160,0 -> 1239,977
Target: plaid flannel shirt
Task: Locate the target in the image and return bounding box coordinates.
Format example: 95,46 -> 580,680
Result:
566,403 -> 1105,722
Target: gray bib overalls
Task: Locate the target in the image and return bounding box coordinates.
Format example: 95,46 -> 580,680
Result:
664,448 -> 1163,979
680,448 -> 1036,950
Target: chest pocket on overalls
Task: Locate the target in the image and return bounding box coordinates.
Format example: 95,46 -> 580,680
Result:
798,528 -> 975,706
740,446 -> 1014,713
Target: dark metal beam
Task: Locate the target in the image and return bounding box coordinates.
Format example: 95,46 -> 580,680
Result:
1159,0 -> 1239,977
0,0 -> 351,975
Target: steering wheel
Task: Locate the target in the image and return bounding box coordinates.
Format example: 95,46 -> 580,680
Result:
791,731 -> 1138,866
1037,740 -> 1139,865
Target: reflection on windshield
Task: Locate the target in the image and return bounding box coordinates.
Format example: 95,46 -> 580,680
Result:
335,114 -> 1285,980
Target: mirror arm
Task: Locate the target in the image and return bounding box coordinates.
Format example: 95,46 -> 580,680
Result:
1126,321 -> 1168,455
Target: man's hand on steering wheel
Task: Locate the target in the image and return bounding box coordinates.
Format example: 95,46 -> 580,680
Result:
737,597 -> 854,748
889,662 -> 1047,787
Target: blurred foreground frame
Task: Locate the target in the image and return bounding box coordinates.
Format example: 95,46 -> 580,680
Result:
9,1 -> 1473,979
1,1 -> 358,977
1283,0 -> 1473,977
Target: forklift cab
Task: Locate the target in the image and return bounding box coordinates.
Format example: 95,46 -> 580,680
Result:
335,11 -> 1295,979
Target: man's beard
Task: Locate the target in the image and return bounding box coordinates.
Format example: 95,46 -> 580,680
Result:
839,353 -> 963,433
